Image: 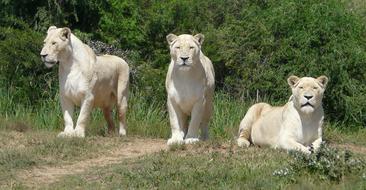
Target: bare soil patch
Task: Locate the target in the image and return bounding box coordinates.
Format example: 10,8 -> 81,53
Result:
17,138 -> 167,188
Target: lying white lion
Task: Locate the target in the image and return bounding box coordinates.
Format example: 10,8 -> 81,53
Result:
165,33 -> 215,145
237,76 -> 328,154
40,26 -> 129,137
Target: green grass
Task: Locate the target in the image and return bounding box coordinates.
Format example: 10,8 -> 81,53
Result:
0,129 -> 135,188
1,129 -> 365,189
126,92 -> 169,138
49,142 -> 366,189
0,90 -> 251,140
1,90 -> 366,189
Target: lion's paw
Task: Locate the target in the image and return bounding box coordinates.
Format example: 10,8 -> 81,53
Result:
57,131 -> 74,138
119,128 -> 127,136
184,138 -> 200,144
167,137 -> 184,146
237,138 -> 250,147
73,128 -> 85,138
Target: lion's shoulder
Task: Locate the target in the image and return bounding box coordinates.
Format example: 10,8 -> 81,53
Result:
200,54 -> 215,88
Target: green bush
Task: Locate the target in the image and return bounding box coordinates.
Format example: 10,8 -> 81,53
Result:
0,23 -> 57,105
212,0 -> 366,126
0,0 -> 365,127
288,143 -> 366,181
97,1 -> 144,49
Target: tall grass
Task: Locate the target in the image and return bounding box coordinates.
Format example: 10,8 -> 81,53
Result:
2,88 -> 364,143
0,87 -> 253,140
126,92 -> 169,138
0,89 -> 62,131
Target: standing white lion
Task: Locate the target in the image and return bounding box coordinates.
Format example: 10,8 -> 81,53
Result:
165,33 -> 215,145
237,76 -> 328,154
40,26 -> 129,137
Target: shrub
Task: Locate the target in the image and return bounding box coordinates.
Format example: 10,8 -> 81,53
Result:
213,0 -> 366,126
1,0 -> 366,127
97,1 -> 144,49
289,143 -> 366,181
0,23 -> 57,106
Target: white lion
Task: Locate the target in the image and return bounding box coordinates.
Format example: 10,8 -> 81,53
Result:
237,76 -> 328,154
40,26 -> 129,137
165,33 -> 215,145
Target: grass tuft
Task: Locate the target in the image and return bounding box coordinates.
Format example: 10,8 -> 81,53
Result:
289,143 -> 366,181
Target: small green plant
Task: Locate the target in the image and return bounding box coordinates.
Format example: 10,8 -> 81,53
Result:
289,143 -> 366,181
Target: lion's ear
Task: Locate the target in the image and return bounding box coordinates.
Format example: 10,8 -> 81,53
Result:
166,34 -> 178,45
287,75 -> 300,88
60,27 -> 71,41
316,75 -> 328,88
194,33 -> 205,45
47,26 -> 57,33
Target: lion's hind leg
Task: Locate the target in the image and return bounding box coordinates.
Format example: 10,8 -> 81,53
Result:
117,63 -> 129,136
103,107 -> 115,134
237,103 -> 270,147
199,97 -> 213,141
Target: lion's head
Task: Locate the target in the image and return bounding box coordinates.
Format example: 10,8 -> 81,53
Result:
288,75 -> 328,114
40,26 -> 72,68
166,33 -> 204,70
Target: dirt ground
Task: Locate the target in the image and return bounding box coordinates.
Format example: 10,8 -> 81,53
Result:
15,137 -> 167,188
3,129 -> 366,189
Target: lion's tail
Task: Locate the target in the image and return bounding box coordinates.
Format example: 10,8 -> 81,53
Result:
237,103 -> 270,147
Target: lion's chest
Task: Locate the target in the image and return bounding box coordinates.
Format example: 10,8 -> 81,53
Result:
288,112 -> 322,146
60,70 -> 89,106
297,120 -> 320,145
168,79 -> 205,115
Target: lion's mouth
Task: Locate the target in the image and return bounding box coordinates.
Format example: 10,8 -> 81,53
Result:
179,62 -> 190,67
45,61 -> 58,64
301,102 -> 314,108
44,61 -> 59,68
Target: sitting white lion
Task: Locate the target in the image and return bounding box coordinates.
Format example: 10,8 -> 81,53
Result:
165,33 -> 215,145
237,76 -> 328,154
40,26 -> 129,137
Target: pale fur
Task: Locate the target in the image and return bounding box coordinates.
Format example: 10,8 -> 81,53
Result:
40,26 -> 129,137
237,76 -> 328,154
165,33 -> 215,145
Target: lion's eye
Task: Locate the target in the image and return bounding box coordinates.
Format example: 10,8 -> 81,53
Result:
175,46 -> 180,49
52,42 -> 56,45
299,86 -> 304,89
313,86 -> 318,90
189,46 -> 194,49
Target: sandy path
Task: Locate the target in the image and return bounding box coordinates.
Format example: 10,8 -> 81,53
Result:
17,138 -> 167,188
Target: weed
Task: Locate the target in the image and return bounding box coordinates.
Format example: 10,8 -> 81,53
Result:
289,143 -> 366,181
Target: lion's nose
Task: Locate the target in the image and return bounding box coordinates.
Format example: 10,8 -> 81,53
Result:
180,57 -> 189,62
304,95 -> 313,100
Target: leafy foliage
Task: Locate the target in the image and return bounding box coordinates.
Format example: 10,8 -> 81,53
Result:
289,143 -> 366,181
214,0 -> 366,125
0,24 -> 57,105
0,0 -> 365,126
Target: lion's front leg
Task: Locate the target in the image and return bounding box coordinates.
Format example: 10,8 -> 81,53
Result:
74,95 -> 94,138
58,96 -> 75,137
310,127 -> 323,152
185,100 -> 204,144
309,137 -> 322,153
280,139 -> 312,154
167,98 -> 186,146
